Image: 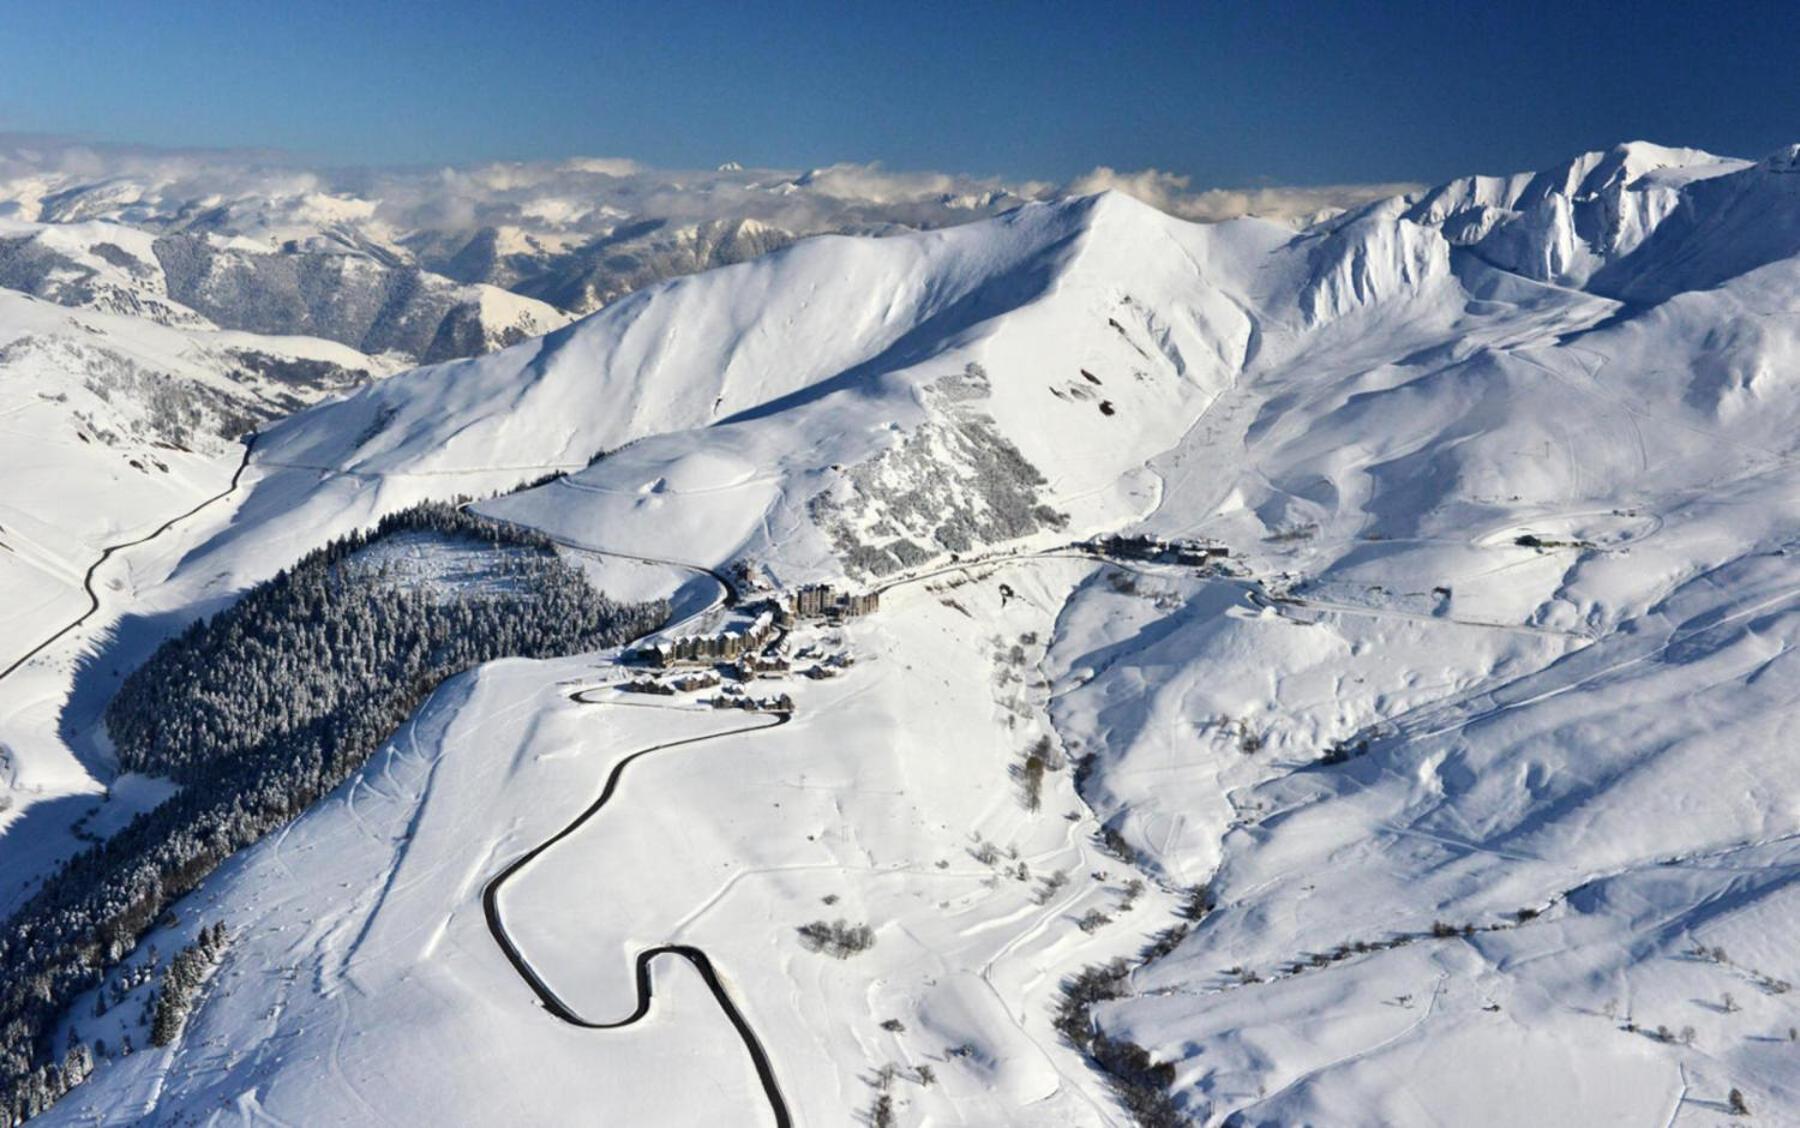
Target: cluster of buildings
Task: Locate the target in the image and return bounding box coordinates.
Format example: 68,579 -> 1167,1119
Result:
643,609 -> 777,667
620,677 -> 676,696
703,685 -> 795,713
1085,533 -> 1228,566
787,584 -> 880,620
637,583 -> 878,669
622,669 -> 721,694
795,648 -> 855,680
615,578 -> 880,715
732,651 -> 790,678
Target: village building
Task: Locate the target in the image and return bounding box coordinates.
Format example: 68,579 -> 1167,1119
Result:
644,608 -> 778,667
787,583 -> 880,620
621,678 -> 676,696
728,653 -> 790,680
705,691 -> 795,713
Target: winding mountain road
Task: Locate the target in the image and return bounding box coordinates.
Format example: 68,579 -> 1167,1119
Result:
0,433 -> 260,684
473,532 -> 794,1125
474,533 -> 1559,1124
469,540 -> 1167,1124
480,701 -> 792,1126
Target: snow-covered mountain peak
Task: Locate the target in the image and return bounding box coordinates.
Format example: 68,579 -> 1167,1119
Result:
1526,140 -> 1729,199
253,193 -> 1131,473
243,140 -> 1800,588
1386,142 -> 1731,290
7,138 -> 1800,1128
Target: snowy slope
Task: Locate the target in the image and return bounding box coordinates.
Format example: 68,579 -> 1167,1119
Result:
0,291 -> 415,940
244,192 -> 1269,582
0,216 -> 573,362
0,289 -> 403,675
0,145 -> 1053,336
0,219 -> 208,327
6,140 -> 1800,1127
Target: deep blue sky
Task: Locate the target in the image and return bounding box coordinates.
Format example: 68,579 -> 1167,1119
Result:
3,0 -> 1796,185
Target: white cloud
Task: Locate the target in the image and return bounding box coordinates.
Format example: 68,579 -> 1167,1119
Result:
1066,165 -> 1421,224
555,157 -> 644,178
0,135 -> 1422,248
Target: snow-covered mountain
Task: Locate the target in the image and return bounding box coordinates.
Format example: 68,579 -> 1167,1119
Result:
0,285 -> 409,678
429,215 -> 807,314
3,140 -> 1798,1127
0,141 -> 1411,341
0,146 -> 1049,334
0,217 -> 573,361
0,208 -> 564,677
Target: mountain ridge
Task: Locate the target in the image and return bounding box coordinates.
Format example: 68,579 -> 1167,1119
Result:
2,139 -> 1797,1127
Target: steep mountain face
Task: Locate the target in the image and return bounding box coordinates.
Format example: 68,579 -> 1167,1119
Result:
0,220 -> 205,328
1588,144 -> 1800,302
1388,140 -> 1786,297
4,142 -> 1799,1128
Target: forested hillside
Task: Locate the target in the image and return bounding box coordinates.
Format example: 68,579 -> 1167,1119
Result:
0,504 -> 666,1123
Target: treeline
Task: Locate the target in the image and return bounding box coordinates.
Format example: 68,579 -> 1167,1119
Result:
106,502 -> 649,781
150,924 -> 228,1047
1055,961 -> 1185,1127
1,501 -> 668,1124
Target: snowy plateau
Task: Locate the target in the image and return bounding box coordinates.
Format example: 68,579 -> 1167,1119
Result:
1,139 -> 1799,1126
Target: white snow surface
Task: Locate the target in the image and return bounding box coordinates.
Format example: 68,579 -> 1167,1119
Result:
4,140 -> 1800,1126
0,287 -> 398,688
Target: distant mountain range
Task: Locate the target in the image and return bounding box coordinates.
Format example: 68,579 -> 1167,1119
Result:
0,146 -> 1057,351
3,139 -> 1798,1127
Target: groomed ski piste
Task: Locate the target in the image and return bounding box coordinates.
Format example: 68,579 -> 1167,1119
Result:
5,140 -> 1799,1125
